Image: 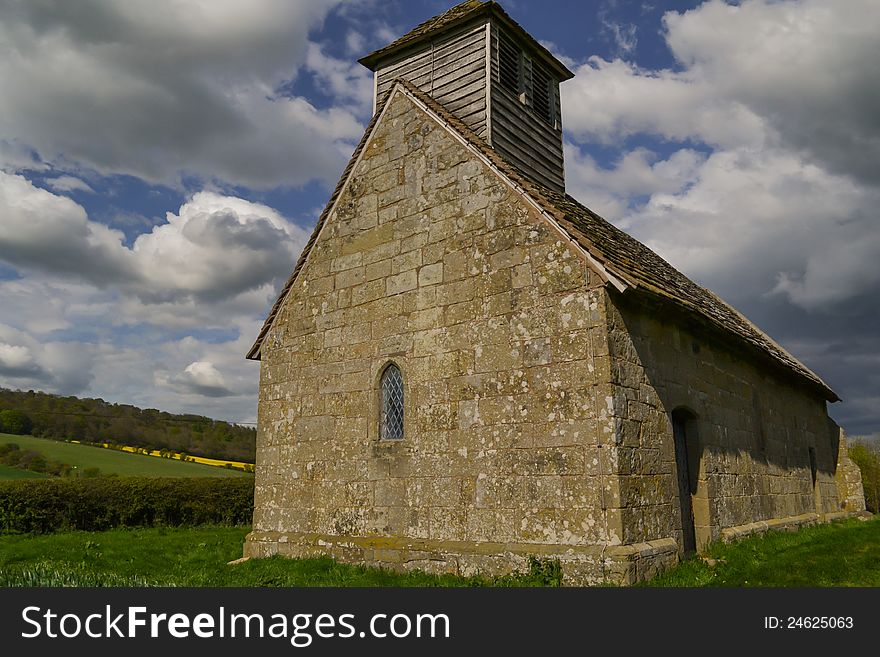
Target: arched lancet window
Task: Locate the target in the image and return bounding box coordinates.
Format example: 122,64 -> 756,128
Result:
380,364 -> 404,440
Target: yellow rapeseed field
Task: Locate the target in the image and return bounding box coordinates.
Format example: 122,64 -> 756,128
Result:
67,440 -> 255,472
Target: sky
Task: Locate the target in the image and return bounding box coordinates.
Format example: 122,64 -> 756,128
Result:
0,0 -> 877,438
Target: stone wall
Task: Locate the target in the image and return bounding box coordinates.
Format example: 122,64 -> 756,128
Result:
604,291 -> 851,549
246,89 -> 632,584
832,423 -> 867,513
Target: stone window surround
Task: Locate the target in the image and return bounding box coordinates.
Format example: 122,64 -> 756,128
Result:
379,362 -> 405,440
370,358 -> 413,445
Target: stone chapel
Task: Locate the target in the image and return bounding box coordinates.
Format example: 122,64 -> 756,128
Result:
243,1 -> 865,584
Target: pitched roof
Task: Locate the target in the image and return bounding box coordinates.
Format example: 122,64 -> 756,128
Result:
358,1 -> 574,80
248,80 -> 837,402
359,0 -> 484,68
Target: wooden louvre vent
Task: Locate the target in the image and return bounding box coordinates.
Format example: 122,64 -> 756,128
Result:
498,33 -> 521,97
531,60 -> 553,125
498,30 -> 554,125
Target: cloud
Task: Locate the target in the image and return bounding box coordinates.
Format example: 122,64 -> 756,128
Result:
0,176 -> 306,411
0,171 -> 132,285
166,361 -> 235,398
0,0 -> 364,188
0,342 -> 43,378
563,0 -> 880,313
0,288 -> 264,418
562,57 -> 766,149
0,170 -> 308,411
0,174 -> 311,309
564,0 -> 880,182
305,41 -> 374,111
560,0 -> 880,436
772,230 -> 880,310
663,0 -> 880,185
46,175 -> 94,194
0,323 -> 95,393
616,146 -> 880,309
345,30 -> 367,56
565,144 -> 705,218
0,139 -> 45,172
129,192 -> 311,304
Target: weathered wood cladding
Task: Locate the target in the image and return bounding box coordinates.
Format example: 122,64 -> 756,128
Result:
488,22 -> 565,192
375,20 -> 489,140
371,15 -> 566,192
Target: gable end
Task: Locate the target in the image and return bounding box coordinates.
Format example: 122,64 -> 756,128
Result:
246,80 -> 623,360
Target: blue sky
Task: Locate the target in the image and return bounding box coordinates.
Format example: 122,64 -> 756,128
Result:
0,0 -> 878,438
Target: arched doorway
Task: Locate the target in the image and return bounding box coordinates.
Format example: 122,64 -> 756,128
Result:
671,408 -> 698,555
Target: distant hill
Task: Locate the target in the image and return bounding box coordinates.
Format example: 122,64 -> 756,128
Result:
0,388 -> 255,462
0,433 -> 251,479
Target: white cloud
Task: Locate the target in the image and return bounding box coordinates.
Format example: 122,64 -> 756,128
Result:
0,283 -> 267,424
0,174 -> 305,413
562,57 -> 766,149
565,144 -> 705,218
602,20 -> 637,57
165,361 -> 235,398
663,0 -> 880,185
563,0 -> 880,313
306,42 -> 374,112
345,30 -> 367,57
0,139 -> 45,172
0,171 -> 132,283
0,323 -> 95,392
130,191 -> 311,304
564,0 -> 880,180
0,0 -> 365,188
0,173 -> 311,308
45,175 -> 94,194
0,342 -> 41,377
616,147 -> 880,310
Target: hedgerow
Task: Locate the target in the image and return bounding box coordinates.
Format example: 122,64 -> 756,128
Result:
0,477 -> 254,533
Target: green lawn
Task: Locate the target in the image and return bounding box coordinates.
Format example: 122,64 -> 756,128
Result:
644,516 -> 880,587
0,433 -> 251,479
0,526 -> 556,587
0,517 -> 877,587
0,463 -> 48,480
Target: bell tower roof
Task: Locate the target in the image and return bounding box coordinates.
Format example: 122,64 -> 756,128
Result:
359,1 -> 573,82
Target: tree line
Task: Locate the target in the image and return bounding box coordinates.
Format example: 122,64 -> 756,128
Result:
0,388 -> 256,462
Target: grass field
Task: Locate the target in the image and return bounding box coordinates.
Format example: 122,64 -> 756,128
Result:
0,526 -> 557,587
0,433 -> 252,479
0,516 -> 876,587
0,463 -> 48,480
644,515 -> 880,587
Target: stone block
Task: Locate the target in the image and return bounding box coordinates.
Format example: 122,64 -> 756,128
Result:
386,270 -> 418,295
418,262 -> 443,287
